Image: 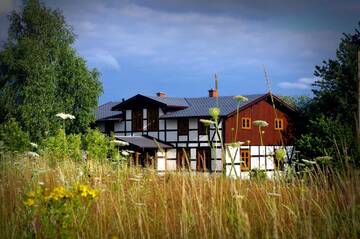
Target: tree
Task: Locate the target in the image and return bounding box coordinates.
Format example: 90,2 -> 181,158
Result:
0,0 -> 102,142
295,22 -> 360,165
312,22 -> 360,125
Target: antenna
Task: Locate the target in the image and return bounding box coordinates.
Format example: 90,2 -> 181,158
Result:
263,65 -> 284,146
215,74 -> 219,91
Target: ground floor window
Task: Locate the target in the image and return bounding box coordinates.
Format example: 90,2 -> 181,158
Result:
196,148 -> 211,172
240,149 -> 250,170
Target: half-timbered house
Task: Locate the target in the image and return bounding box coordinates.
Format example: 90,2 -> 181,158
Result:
96,88 -> 296,176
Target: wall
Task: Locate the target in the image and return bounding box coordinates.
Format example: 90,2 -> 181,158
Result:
224,99 -> 295,145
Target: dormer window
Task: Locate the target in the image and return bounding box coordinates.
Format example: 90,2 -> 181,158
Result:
147,108 -> 159,131
132,109 -> 143,131
178,118 -> 189,135
274,118 -> 283,130
241,117 -> 251,129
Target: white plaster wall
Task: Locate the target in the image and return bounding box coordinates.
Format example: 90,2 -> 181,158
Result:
133,132 -> 142,136
126,110 -> 131,120
166,160 -> 177,170
159,108 -> 164,117
191,161 -> 197,171
259,157 -> 266,170
177,143 -> 186,147
159,119 -> 165,130
179,135 -> 187,141
251,146 -> 259,156
143,120 -> 147,131
115,121 -> 125,131
126,121 -> 132,131
166,119 -> 177,130
199,135 -> 208,141
159,132 -> 165,141
166,131 -> 177,142
189,131 -> 197,141
211,148 -> 222,159
189,119 -> 197,129
225,146 -> 240,164
190,148 -> 197,159
157,151 -> 166,171
188,143 -> 198,147
200,142 -> 209,147
166,149 -> 177,159
148,131 -> 157,138
211,159 -> 222,171
143,109 -> 147,119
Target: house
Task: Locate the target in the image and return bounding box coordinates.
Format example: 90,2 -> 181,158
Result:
95,86 -> 296,176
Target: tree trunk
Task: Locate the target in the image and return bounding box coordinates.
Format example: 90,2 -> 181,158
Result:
358,51 -> 360,140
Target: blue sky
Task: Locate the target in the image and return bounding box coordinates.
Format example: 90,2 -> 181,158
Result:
0,0 -> 359,104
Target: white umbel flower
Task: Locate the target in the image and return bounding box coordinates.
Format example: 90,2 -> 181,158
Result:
56,113 -> 75,120
111,140 -> 129,146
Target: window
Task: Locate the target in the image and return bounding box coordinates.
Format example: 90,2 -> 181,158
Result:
240,149 -> 250,170
196,148 -> 211,172
104,121 -> 114,135
274,118 -> 283,130
198,118 -> 208,135
178,118 -> 189,135
132,109 -> 143,131
147,108 -> 159,131
177,148 -> 190,170
241,117 -> 251,129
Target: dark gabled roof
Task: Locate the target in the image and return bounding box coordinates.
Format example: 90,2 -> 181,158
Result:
111,94 -> 189,111
96,102 -> 122,121
146,95 -> 189,107
160,94 -> 263,118
115,135 -> 173,149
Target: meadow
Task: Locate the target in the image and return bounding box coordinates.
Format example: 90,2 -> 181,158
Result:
1,153 -> 359,239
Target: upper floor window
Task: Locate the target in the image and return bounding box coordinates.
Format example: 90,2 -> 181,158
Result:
274,118 -> 283,130
241,117 -> 251,129
178,118 -> 189,135
198,118 -> 208,135
132,109 -> 143,131
147,108 -> 159,131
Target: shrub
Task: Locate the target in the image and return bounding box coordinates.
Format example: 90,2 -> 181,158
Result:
41,128 -> 68,160
84,129 -> 109,161
68,134 -> 82,161
249,169 -> 267,181
0,118 -> 31,153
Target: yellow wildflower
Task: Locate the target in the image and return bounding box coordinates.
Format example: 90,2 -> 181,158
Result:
24,198 -> 35,207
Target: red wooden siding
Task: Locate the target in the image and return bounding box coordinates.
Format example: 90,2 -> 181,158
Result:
224,99 -> 295,145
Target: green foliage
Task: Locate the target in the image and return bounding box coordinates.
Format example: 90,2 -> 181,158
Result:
41,129 -> 82,162
249,169 -> 267,182
84,129 -> 109,161
67,134 -> 82,161
0,0 -> 102,142
295,115 -> 354,164
294,22 -> 360,166
0,118 -> 31,153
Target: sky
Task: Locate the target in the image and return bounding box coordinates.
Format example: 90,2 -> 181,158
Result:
0,0 -> 359,104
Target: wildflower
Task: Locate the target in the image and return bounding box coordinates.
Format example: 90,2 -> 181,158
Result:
226,141 -> 245,148
111,140 -> 129,146
126,150 -> 135,154
25,151 -> 40,158
275,148 -> 286,161
234,95 -> 248,103
38,181 -> 45,186
253,120 -> 269,127
209,107 -> 220,119
27,191 -> 36,198
55,113 -> 75,120
121,150 -> 130,156
30,142 -> 38,148
199,119 -> 216,126
246,140 -> 251,145
24,198 -> 35,207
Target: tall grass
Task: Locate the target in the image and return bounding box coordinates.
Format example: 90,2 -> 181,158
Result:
0,154 -> 359,238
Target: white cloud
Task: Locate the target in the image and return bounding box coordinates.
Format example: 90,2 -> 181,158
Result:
278,77 -> 316,90
82,49 -> 120,70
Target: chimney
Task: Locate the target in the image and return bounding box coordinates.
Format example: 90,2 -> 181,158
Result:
208,88 -> 218,97
156,92 -> 166,97
208,75 -> 219,97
